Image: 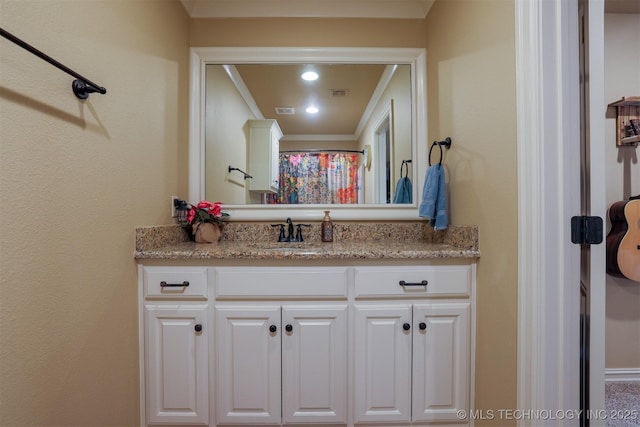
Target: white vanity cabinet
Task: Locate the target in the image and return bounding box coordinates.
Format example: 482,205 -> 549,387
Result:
215,304 -> 348,425
248,119 -> 282,193
214,267 -> 349,425
141,266 -> 210,425
354,303 -> 470,423
353,266 -> 472,424
138,262 -> 475,427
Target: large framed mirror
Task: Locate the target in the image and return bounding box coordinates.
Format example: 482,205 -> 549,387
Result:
189,47 -> 427,220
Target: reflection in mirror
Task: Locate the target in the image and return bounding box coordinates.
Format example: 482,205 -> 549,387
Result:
373,99 -> 395,204
189,47 -> 426,221
205,63 -> 412,205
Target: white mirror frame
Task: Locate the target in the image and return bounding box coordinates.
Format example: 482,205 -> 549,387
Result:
189,46 -> 427,221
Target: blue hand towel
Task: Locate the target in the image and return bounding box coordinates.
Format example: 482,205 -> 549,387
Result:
392,177 -> 412,204
418,164 -> 448,230
433,165 -> 448,230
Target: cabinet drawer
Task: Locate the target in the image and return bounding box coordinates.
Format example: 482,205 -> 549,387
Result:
143,266 -> 208,299
354,266 -> 471,298
215,267 -> 348,299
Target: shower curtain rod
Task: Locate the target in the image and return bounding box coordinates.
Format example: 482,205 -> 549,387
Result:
0,27 -> 107,99
281,149 -> 364,154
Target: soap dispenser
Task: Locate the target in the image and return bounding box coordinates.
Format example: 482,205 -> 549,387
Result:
321,210 -> 334,242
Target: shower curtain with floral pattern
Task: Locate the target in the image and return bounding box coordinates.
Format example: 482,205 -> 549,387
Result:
267,152 -> 359,204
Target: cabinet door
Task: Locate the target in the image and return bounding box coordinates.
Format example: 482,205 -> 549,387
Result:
145,304 -> 208,425
282,305 -> 348,424
216,305 -> 281,425
248,120 -> 281,193
353,304 -> 413,423
412,302 -> 470,422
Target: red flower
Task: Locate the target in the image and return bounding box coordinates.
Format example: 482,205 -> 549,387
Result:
185,200 -> 228,224
196,200 -> 223,218
187,208 -> 196,223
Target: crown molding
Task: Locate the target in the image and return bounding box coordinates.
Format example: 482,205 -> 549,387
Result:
180,0 -> 435,19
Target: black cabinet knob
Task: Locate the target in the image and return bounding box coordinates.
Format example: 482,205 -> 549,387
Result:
403,323 -> 411,331
285,324 -> 293,332
269,325 -> 277,333
419,322 -> 427,330
194,324 -> 203,332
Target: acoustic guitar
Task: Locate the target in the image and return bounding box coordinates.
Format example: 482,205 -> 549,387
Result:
606,197 -> 640,282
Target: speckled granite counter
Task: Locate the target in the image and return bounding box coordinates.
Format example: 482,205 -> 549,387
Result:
135,222 -> 479,260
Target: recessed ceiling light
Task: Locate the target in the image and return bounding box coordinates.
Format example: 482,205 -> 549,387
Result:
301,71 -> 319,81
306,106 -> 319,114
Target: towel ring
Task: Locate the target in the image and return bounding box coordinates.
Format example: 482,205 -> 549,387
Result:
401,160 -> 411,178
428,137 -> 452,166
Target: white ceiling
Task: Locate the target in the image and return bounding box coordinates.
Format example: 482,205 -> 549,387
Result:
233,63 -> 387,137
180,0 -> 435,19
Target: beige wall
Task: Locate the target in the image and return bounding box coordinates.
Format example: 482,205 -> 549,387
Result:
0,0 -> 189,425
359,65 -> 412,203
604,12 -> 640,370
426,1 -> 518,423
191,18 -> 428,48
205,64 -> 257,204
1,1 -> 517,424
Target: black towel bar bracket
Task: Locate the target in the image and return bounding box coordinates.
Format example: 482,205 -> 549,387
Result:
228,166 -> 253,180
434,137 -> 452,149
1,27 -> 107,100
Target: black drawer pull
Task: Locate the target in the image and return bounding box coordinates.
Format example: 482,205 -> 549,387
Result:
269,325 -> 277,333
403,323 -> 411,331
419,322 -> 427,330
399,280 -> 428,287
194,324 -> 203,332
160,281 -> 190,287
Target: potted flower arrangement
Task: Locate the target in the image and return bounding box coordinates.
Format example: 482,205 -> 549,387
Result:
180,200 -> 229,243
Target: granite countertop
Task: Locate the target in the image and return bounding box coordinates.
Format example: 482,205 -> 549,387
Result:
134,223 -> 479,261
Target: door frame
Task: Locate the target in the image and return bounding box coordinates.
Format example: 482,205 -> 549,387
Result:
372,100 -> 395,204
585,1 -> 607,419
515,0 -> 606,423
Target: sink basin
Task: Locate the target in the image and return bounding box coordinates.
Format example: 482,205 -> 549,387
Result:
252,242 -> 324,252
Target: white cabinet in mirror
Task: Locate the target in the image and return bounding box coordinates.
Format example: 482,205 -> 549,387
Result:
247,119 -> 281,195
188,47 -> 428,221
